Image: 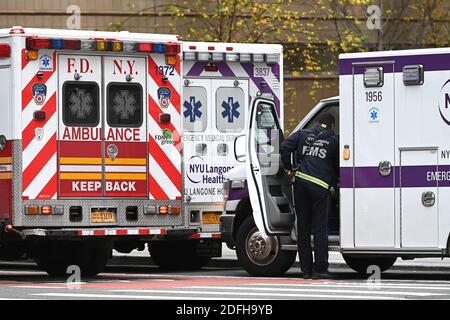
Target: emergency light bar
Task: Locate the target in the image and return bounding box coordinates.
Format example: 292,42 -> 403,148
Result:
24,37 -> 179,56
183,51 -> 278,64
0,44 -> 11,58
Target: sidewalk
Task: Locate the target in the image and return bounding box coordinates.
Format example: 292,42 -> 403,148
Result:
111,244 -> 450,272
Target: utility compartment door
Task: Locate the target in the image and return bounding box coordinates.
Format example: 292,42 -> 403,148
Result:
353,63 -> 395,247
58,55 -> 103,197
246,98 -> 295,236
183,78 -> 212,203
103,56 -> 147,197
400,149 -> 439,248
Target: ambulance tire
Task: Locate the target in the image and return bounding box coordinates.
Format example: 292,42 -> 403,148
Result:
148,241 -> 211,270
34,241 -> 111,277
235,217 -> 296,277
343,255 -> 397,274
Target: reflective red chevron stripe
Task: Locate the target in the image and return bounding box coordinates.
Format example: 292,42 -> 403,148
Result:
148,136 -> 181,192
22,93 -> 56,150
21,49 -> 29,70
22,133 -> 57,191
36,172 -> 57,200
147,56 -> 180,113
148,172 -> 169,200
148,94 -> 181,152
174,54 -> 181,75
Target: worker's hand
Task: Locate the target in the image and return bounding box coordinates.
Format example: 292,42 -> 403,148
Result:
284,169 -> 294,179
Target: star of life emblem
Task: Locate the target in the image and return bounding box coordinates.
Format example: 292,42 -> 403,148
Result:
113,90 -> 137,120
69,89 -> 94,118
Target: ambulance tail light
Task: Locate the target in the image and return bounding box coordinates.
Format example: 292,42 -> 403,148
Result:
26,38 -> 52,50
266,53 -> 280,64
63,39 -> 81,50
226,53 -> 239,62
26,206 -> 39,215
41,206 -> 52,215
81,40 -> 96,51
205,63 -> 219,72
112,41 -> 123,52
165,43 -> 180,56
123,42 -> 139,52
170,206 -> 181,215
153,43 -> 166,54
0,44 -> 11,58
138,43 -> 153,53
159,206 -> 169,215
166,55 -> 177,66
212,53 -> 224,61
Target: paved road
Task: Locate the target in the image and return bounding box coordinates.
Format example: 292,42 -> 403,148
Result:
1,251 -> 450,300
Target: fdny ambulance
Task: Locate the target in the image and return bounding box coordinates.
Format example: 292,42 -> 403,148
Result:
224,47 -> 450,276
0,26 -> 283,276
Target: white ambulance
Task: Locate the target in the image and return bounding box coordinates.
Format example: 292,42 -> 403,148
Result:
225,47 -> 450,276
0,26 -> 283,276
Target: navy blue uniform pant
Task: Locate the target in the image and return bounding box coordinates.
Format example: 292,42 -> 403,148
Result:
294,178 -> 331,273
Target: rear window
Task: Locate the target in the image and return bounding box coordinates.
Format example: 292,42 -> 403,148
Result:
183,86 -> 207,132
107,83 -> 143,127
63,81 -> 100,127
216,87 -> 245,133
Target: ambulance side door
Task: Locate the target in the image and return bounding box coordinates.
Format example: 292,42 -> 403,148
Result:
246,98 -> 295,236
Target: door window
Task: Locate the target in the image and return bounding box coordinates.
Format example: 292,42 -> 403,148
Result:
62,81 -> 100,127
107,83 -> 143,127
216,87 -> 245,133
183,86 -> 207,132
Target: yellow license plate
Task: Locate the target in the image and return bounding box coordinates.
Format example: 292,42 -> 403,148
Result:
91,211 -> 116,223
202,212 -> 220,225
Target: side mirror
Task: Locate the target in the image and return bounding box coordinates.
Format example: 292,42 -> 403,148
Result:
234,134 -> 246,163
0,135 -> 6,151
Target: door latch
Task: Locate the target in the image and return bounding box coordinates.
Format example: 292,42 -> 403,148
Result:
422,191 -> 435,207
378,161 -> 392,177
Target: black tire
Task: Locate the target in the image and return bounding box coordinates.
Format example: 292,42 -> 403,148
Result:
235,216 -> 296,277
34,241 -> 111,277
343,255 -> 397,274
148,241 -> 211,270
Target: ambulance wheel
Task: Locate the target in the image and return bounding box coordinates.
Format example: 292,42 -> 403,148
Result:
343,255 -> 397,274
148,241 -> 211,270
235,216 -> 296,277
34,241 -> 111,277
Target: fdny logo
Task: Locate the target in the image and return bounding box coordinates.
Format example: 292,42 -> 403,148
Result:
32,83 -> 47,105
158,87 -> 171,108
439,79 -> 450,126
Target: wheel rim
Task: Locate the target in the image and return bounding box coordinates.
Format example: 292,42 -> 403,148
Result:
245,227 -> 279,266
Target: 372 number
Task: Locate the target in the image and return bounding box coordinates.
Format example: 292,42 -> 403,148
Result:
154,65 -> 175,76
366,91 -> 382,102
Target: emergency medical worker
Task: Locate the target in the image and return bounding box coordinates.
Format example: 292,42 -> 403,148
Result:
280,113 -> 338,279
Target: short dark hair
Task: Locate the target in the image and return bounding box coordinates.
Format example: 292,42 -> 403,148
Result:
318,112 -> 335,129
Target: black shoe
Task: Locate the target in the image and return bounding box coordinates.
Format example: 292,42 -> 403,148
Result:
312,271 -> 333,280
302,271 -> 312,279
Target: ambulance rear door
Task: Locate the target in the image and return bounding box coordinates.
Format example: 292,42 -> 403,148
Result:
103,56 -> 147,197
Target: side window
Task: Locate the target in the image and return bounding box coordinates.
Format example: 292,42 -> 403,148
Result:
63,81 -> 100,127
183,86 -> 207,132
107,83 -> 143,127
256,102 -> 281,155
216,87 -> 245,133
304,104 -> 339,135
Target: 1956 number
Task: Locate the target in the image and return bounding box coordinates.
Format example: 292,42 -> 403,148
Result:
366,91 -> 382,102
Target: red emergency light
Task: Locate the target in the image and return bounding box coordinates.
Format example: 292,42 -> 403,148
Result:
139,43 -> 153,53
63,39 -> 81,50
165,43 -> 180,56
26,38 -> 52,50
0,44 -> 11,58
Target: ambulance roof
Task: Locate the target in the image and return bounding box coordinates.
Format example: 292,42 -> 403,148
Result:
0,27 -> 179,43
339,47 -> 450,60
183,41 -> 282,54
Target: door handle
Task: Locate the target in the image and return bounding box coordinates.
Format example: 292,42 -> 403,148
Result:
422,192 -> 435,207
378,161 -> 392,176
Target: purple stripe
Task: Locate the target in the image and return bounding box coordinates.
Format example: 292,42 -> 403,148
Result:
340,53 -> 450,76
187,61 -> 208,76
270,63 -> 280,78
341,165 -> 450,188
241,63 -> 281,116
216,62 -> 236,77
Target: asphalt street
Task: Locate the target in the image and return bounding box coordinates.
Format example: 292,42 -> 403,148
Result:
0,245 -> 450,300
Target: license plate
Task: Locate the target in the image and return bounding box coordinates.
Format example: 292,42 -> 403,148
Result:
91,211 -> 116,223
202,212 -> 220,225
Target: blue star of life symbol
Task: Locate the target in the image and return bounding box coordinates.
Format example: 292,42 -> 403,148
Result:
183,96 -> 202,122
221,97 -> 240,123
42,57 -> 50,67
370,110 -> 378,120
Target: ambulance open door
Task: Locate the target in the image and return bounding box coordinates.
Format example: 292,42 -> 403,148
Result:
245,98 -> 295,237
